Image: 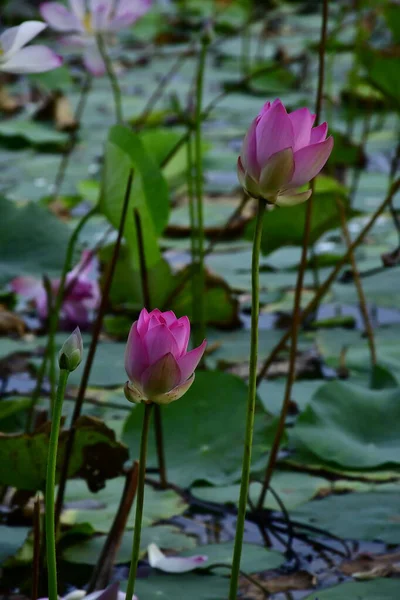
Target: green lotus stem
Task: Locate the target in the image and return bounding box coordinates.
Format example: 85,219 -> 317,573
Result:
45,368 -> 69,600
229,198 -> 266,600
125,402 -> 154,600
193,37 -> 208,349
96,33 -> 123,124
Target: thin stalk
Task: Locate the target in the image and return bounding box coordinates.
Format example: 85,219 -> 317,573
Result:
228,199 -> 266,600
45,368 -> 69,600
187,130 -> 198,323
32,495 -> 41,600
52,73 -> 92,202
26,207 -> 97,432
256,178 -> 400,385
125,403 -> 154,600
134,208 -> 167,488
193,38 -> 208,349
96,34 -> 123,124
336,197 -> 376,366
54,171 -> 134,526
241,1 -> 252,76
256,0 -> 329,511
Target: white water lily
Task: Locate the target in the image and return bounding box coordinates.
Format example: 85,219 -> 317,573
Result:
148,543 -> 208,573
0,21 -> 61,73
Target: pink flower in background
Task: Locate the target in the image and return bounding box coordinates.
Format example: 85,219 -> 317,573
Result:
11,250 -> 100,328
238,98 -> 334,207
124,308 -> 206,405
0,21 -> 62,73
40,0 -> 152,75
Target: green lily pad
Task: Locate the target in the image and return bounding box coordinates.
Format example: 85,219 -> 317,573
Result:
62,524 -> 196,564
0,526 -> 30,566
181,541 -> 284,573
291,380 -> 400,469
62,479 -> 188,532
124,573 -> 229,600
123,371 -> 273,487
293,491 -> 400,544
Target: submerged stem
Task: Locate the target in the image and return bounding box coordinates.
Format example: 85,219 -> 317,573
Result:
125,403 -> 154,600
229,199 -> 266,600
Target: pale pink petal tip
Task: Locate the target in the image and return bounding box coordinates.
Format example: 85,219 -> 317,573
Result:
148,543 -> 208,573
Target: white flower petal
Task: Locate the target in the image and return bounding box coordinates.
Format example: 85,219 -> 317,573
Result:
0,21 -> 46,58
148,543 -> 208,573
1,45 -> 62,73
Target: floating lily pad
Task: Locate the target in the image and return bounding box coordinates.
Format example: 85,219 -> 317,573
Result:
123,573 -> 229,600
62,479 -> 187,532
123,371 -> 273,487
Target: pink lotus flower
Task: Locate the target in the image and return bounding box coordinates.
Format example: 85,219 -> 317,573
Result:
40,0 -> 152,75
124,308 -> 206,405
238,98 -> 334,207
0,21 -> 62,73
11,250 -> 100,328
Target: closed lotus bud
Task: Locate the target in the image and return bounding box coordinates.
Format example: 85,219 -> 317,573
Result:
124,308 -> 207,406
238,98 -> 334,206
58,327 -> 83,372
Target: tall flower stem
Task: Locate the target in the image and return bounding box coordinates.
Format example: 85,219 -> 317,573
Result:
52,73 -> 92,202
54,171 -> 134,527
134,208 -> 167,488
45,368 -> 69,600
229,198 -> 266,600
186,130 -> 198,324
125,403 -> 154,600
256,0 -> 329,512
26,206 -> 97,432
96,34 -> 123,124
193,37 -> 208,349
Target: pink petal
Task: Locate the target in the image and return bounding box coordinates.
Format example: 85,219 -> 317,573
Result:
159,310 -> 178,326
259,147 -> 294,198
275,189 -> 312,207
90,0 -> 112,31
169,316 -> 190,356
137,307 -> 150,336
109,0 -> 151,30
148,543 -> 208,573
310,122 -> 328,144
1,46 -> 62,73
177,339 -> 207,383
40,3 -> 83,32
141,352 -> 181,396
144,323 -> 180,364
61,301 -> 90,327
256,100 -> 294,167
288,136 -> 334,189
83,43 -> 106,76
257,100 -> 271,120
151,373 -> 195,405
0,21 -> 46,56
70,0 -> 86,21
125,321 -> 149,383
11,276 -> 43,300
240,118 -> 259,180
288,107 -> 316,152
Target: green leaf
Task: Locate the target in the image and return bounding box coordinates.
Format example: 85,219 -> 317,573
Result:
100,125 -> 169,269
367,55 -> 400,110
246,176 -> 355,256
0,196 -> 71,284
291,380 -> 400,469
124,573 -> 229,600
294,491 -> 400,545
62,480 -> 188,533
0,526 -> 30,566
0,416 -> 128,491
62,524 -> 196,564
0,119 -> 68,148
181,541 -> 284,573
123,371 -> 272,487
304,579 -> 400,599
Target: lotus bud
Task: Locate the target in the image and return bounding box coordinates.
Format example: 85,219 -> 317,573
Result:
124,308 -> 207,406
58,327 -> 83,372
238,98 -> 334,207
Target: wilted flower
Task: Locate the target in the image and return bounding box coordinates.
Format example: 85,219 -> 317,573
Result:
124,308 -> 206,405
238,98 -> 333,207
40,0 -> 152,75
148,543 -> 208,573
0,21 -> 62,73
59,327 -> 83,372
11,250 -> 100,328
